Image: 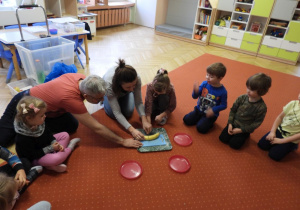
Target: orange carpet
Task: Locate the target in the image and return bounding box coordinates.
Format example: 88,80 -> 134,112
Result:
15,54 -> 300,210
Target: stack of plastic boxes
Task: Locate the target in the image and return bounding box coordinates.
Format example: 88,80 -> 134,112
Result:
7,37 -> 74,95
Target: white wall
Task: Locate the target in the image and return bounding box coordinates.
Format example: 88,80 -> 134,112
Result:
165,0 -> 198,29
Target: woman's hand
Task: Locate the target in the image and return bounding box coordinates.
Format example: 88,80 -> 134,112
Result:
142,121 -> 152,134
122,138 -> 143,148
131,129 -> 145,140
14,169 -> 28,190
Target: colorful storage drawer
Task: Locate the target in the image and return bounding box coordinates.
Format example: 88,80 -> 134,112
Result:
277,49 -> 299,61
243,32 -> 262,44
210,34 -> 226,45
259,45 -> 279,57
240,41 -> 259,53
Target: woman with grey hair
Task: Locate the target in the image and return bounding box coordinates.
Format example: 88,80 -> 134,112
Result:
0,73 -> 142,149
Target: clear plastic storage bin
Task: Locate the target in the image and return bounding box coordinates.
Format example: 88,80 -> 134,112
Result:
14,37 -> 75,84
7,78 -> 38,96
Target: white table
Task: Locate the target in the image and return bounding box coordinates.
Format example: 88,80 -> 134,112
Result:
0,24 -> 90,80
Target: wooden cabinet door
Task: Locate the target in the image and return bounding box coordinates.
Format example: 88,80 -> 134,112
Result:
285,21 -> 300,43
251,0 -> 274,17
271,0 -> 297,21
217,0 -> 235,12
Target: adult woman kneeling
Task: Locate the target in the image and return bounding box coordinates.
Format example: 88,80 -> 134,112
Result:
103,59 -> 152,140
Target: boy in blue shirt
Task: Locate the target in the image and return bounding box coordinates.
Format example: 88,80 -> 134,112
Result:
183,62 -> 227,133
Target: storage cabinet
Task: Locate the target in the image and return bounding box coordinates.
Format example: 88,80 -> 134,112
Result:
45,0 -> 78,18
250,0 -> 274,18
209,0 -> 268,55
192,0 -> 217,44
258,0 -> 300,64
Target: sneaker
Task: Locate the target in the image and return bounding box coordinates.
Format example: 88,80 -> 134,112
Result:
26,166 -> 43,182
67,138 -> 81,151
158,117 -> 167,125
19,166 -> 43,194
46,164 -> 67,173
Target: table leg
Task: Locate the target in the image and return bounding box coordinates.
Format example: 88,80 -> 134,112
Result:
0,58 -> 3,68
83,34 -> 89,65
9,46 -> 21,80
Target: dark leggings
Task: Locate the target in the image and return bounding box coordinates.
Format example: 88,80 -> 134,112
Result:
258,129 -> 298,161
219,124 -> 250,150
152,94 -> 170,117
183,106 -> 217,134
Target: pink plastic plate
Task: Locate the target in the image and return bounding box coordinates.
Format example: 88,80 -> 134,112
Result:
120,160 -> 143,179
173,133 -> 193,146
169,155 -> 191,173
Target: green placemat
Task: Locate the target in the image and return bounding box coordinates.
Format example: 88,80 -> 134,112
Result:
137,127 -> 172,153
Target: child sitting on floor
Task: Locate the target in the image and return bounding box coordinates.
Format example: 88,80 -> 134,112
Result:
144,68 -> 177,125
15,96 -> 80,173
183,62 -> 227,133
257,92 -> 300,161
219,73 -> 272,149
0,173 -> 51,210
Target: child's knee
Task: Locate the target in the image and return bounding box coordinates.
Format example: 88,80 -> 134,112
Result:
196,125 -> 209,134
268,152 -> 282,161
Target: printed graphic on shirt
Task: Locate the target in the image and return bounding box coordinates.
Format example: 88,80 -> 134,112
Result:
198,88 -> 216,113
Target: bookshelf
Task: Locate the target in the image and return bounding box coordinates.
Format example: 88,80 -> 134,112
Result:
193,0 -> 217,44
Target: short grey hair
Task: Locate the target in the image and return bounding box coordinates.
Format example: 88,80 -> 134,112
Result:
79,75 -> 107,96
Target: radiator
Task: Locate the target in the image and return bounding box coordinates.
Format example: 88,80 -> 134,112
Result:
94,8 -> 130,28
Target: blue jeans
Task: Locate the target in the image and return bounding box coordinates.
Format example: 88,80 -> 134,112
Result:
258,129 -> 298,161
183,106 -> 217,134
103,92 -> 134,119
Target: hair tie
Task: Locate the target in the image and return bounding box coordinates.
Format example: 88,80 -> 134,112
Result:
20,103 -> 28,114
158,68 -> 165,75
28,103 -> 40,113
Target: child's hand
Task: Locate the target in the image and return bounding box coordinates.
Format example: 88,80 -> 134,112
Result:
228,124 -> 233,135
58,144 -> 64,152
193,81 -> 199,94
14,169 -> 28,190
205,108 -> 214,118
266,132 -> 276,141
270,138 -> 282,145
155,114 -> 163,124
52,142 -> 60,151
232,128 -> 242,135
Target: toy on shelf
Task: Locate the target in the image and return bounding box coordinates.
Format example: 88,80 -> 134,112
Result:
270,28 -> 284,38
235,7 -> 241,12
231,23 -> 243,30
237,16 -> 243,21
204,0 -> 211,8
250,22 -> 261,33
194,26 -> 208,40
270,20 -> 288,27
215,15 -> 230,27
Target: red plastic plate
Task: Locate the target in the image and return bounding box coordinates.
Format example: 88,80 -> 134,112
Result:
169,155 -> 191,173
173,133 -> 192,146
120,160 -> 143,179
